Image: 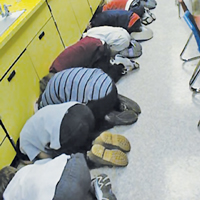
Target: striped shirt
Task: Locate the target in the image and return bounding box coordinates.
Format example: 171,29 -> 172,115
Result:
40,67 -> 114,108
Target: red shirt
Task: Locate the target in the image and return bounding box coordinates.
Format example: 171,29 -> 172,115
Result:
49,37 -> 104,72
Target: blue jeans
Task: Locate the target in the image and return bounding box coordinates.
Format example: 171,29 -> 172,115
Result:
53,153 -> 94,200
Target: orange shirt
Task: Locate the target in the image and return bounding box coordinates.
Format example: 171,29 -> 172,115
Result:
102,0 -> 128,11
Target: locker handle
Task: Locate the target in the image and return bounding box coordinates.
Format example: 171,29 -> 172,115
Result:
39,31 -> 45,40
7,70 -> 16,82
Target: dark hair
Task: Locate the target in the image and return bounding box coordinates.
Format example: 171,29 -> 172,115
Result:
0,166 -> 17,199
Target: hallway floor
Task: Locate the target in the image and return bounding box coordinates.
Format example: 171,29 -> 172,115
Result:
90,1 -> 200,199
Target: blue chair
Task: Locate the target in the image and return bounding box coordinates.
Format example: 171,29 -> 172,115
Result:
179,0 -> 200,92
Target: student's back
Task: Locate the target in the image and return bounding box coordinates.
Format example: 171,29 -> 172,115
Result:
90,10 -> 141,33
38,67 -> 120,125
39,67 -> 114,108
49,36 -> 110,73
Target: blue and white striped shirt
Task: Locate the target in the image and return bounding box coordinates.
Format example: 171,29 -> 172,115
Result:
40,67 -> 114,108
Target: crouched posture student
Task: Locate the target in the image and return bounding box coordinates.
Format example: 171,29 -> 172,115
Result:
90,10 -> 141,33
100,0 -> 145,18
20,102 -> 96,160
49,36 -> 111,73
38,67 -> 122,128
47,36 -> 124,83
83,26 -> 142,58
0,153 -> 117,200
20,101 -> 132,167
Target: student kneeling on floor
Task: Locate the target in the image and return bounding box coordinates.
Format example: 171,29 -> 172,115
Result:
0,154 -> 117,200
20,102 -> 131,167
38,67 -> 140,128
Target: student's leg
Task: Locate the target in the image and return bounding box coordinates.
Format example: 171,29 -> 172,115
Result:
86,84 -> 121,131
87,84 -> 119,120
53,153 -> 95,200
105,64 -> 125,83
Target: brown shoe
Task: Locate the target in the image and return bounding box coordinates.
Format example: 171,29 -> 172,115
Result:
87,144 -> 128,167
93,131 -> 131,152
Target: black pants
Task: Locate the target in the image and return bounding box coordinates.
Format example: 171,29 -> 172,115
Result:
87,84 -> 120,130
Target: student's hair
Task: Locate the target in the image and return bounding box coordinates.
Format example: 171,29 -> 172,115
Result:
0,166 -> 17,200
39,72 -> 55,94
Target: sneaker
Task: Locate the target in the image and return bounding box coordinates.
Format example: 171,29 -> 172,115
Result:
120,40 -> 142,58
121,60 -> 140,75
145,7 -> 156,20
118,94 -> 141,114
105,110 -> 138,126
87,144 -> 128,167
130,25 -> 153,41
140,0 -> 157,9
130,39 -> 143,56
93,174 -> 117,200
111,54 -> 140,74
93,131 -> 131,152
141,8 -> 156,25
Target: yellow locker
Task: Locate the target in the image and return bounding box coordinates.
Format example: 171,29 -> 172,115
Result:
46,0 -> 82,47
0,138 -> 16,170
0,2 -> 51,78
70,0 -> 92,33
86,0 -> 101,14
26,18 -> 64,79
0,50 -> 40,144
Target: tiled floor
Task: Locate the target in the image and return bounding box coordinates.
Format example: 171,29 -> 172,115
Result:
90,1 -> 200,199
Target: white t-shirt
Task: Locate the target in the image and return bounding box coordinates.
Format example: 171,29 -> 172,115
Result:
83,26 -> 131,52
3,154 -> 70,200
20,101 -> 79,161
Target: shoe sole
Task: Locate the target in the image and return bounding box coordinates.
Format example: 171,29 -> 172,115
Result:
118,94 -> 141,114
88,144 -> 128,167
93,131 -> 131,152
106,110 -> 138,126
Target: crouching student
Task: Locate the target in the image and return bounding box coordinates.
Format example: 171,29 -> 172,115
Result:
20,102 -> 133,167
100,0 -> 145,18
38,67 -> 140,128
49,36 -> 111,73
98,0 -> 156,25
90,10 -> 141,33
0,153 -> 117,200
83,26 -> 142,58
47,36 -> 124,83
40,36 -> 125,91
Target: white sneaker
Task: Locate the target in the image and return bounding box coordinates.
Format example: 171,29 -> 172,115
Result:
92,174 -> 117,200
111,54 -> 140,74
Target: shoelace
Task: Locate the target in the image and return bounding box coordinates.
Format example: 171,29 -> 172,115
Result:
97,176 -> 112,189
